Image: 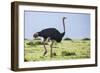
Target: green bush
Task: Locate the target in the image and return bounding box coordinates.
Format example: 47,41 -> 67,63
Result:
35,42 -> 48,45
61,51 -> 76,56
26,41 -> 34,46
27,41 -> 48,46
34,38 -> 41,40
52,52 -> 57,56
24,58 -> 28,62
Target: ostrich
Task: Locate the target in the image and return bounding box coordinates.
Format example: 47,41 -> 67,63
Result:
33,17 -> 66,58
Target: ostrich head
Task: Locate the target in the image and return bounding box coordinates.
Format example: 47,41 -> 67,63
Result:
33,32 -> 39,38
63,17 -> 67,19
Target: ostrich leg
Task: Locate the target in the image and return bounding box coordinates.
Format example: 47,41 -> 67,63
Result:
50,40 -> 54,58
43,39 -> 47,56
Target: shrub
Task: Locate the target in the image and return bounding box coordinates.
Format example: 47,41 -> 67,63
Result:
24,58 -> 28,62
27,41 -> 48,46
34,38 -> 41,40
35,42 -> 48,45
52,52 -> 57,56
26,41 -> 34,46
61,51 -> 76,56
35,41 -> 42,45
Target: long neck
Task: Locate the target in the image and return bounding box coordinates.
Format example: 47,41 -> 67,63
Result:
63,17 -> 66,33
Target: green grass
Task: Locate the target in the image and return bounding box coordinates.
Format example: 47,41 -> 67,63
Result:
24,39 -> 90,62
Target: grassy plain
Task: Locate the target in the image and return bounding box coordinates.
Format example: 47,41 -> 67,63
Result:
24,39 -> 90,62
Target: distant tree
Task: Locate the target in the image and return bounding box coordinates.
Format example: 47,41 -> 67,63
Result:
64,37 -> 72,41
82,38 -> 90,40
24,38 -> 28,40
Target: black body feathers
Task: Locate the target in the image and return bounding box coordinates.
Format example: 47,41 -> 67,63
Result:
38,28 -> 65,42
